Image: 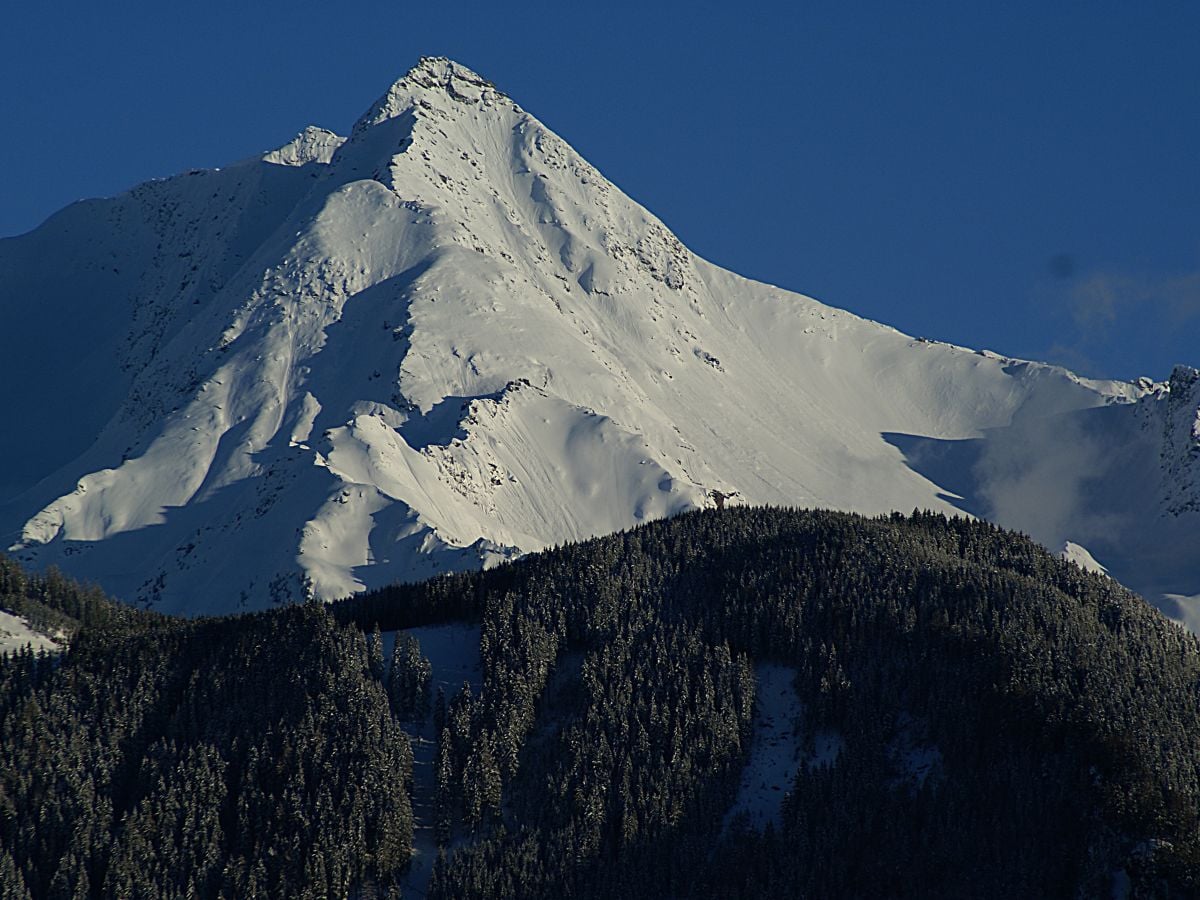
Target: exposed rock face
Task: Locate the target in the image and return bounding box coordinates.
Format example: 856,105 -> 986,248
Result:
1163,366 -> 1200,516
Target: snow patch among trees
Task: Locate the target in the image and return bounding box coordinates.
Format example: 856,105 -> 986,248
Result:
0,610 -> 62,656
723,664 -> 804,833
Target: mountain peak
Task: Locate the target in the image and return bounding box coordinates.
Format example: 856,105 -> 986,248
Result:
352,57 -> 506,134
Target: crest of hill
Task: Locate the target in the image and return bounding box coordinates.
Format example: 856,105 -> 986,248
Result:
4,510 -> 1200,896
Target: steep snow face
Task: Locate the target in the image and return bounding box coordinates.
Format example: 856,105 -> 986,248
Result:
1,57 -> 1196,620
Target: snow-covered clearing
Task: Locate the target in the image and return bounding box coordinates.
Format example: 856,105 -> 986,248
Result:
723,664 -> 805,833
382,622 -> 482,897
0,610 -> 62,656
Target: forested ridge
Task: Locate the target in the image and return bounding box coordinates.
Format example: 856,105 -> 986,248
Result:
0,559 -> 413,899
4,508 -> 1200,898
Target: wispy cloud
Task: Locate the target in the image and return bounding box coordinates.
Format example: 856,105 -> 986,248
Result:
1068,268 -> 1200,331
974,413 -> 1124,550
1034,258 -> 1200,378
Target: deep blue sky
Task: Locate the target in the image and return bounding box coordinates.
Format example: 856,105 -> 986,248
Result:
3,2 -> 1196,381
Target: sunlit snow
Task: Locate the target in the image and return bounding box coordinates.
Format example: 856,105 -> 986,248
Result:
1,58 -> 1197,624
0,610 -> 62,656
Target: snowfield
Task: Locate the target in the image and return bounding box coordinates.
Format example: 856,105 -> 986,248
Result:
1,58 -> 1198,625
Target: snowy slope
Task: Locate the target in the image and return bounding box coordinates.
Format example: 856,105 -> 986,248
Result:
2,58 -> 1197,622
0,610 -> 63,656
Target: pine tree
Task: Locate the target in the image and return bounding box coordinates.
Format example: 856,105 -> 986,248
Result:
367,624 -> 386,682
388,633 -> 432,721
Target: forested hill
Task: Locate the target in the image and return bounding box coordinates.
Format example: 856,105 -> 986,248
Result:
338,508 -> 1200,898
4,508 -> 1200,898
0,563 -> 413,898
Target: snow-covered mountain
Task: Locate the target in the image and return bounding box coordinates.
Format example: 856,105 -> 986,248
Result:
2,58 -> 1198,624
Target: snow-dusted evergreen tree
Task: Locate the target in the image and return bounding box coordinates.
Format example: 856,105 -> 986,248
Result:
387,632 -> 432,721
367,623 -> 386,682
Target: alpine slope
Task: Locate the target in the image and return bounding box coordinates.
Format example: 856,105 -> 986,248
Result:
2,58 -> 1197,625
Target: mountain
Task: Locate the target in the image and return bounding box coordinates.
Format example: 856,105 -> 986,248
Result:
1,57 -> 1197,622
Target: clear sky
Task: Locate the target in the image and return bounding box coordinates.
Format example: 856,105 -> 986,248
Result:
3,1 -> 1196,381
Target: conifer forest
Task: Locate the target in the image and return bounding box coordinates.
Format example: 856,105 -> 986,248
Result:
3,508 -> 1199,898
